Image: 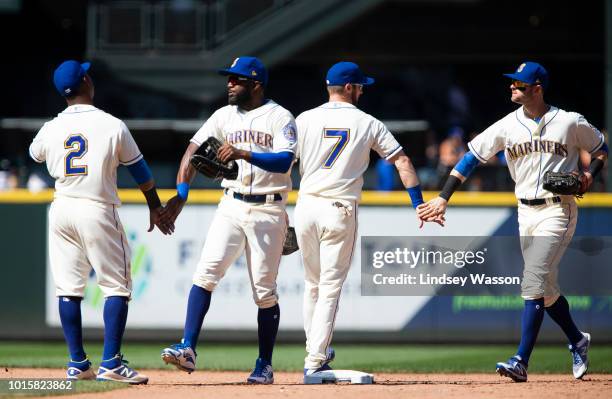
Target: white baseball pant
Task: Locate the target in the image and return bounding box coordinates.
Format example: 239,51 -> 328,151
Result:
518,197 -> 577,307
192,194 -> 287,309
294,194 -> 357,370
48,197 -> 132,298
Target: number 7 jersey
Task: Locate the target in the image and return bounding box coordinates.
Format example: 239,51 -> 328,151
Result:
296,101 -> 402,201
29,104 -> 143,205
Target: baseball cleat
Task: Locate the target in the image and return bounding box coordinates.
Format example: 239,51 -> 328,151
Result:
304,347 -> 336,377
569,332 -> 591,379
247,358 -> 274,384
496,355 -> 528,382
161,342 -> 197,373
324,347 -> 336,367
66,359 -> 96,380
97,354 -> 148,385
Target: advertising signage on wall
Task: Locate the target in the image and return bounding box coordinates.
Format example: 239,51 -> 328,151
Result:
44,204 -> 612,335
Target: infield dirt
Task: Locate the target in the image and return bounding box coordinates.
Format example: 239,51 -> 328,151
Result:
4,368 -> 611,399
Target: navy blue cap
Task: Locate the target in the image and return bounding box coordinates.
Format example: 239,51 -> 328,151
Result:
53,60 -> 90,97
326,61 -> 374,86
503,61 -> 549,89
218,56 -> 268,86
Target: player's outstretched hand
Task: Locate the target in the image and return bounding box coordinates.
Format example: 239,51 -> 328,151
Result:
416,197 -> 448,220
149,206 -> 175,235
160,195 -> 186,224
578,171 -> 593,194
427,214 -> 446,227
416,213 -> 446,229
218,143 -> 247,163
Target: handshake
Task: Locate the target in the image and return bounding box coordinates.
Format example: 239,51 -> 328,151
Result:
148,204 -> 176,236
415,196 -> 448,228
151,194 -> 452,233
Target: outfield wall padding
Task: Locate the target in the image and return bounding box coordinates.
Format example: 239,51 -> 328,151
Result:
1,191 -> 611,343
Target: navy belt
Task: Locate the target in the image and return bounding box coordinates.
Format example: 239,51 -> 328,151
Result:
226,189 -> 282,203
520,196 -> 561,206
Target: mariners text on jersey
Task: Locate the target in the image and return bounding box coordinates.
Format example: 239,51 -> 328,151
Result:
190,100 -> 297,194
225,130 -> 273,148
467,106 -> 604,199
506,139 -> 569,161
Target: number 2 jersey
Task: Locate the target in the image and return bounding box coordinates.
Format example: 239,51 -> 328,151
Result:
468,106 -> 605,199
296,101 -> 402,201
29,104 -> 143,205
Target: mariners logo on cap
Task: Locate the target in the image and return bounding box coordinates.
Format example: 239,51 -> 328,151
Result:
517,63 -> 526,72
251,70 -> 257,76
231,58 -> 239,68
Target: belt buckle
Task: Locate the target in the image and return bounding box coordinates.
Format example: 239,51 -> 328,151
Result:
545,197 -> 558,206
266,193 -> 283,203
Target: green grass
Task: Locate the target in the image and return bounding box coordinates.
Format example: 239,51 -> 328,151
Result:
1,342 -> 612,374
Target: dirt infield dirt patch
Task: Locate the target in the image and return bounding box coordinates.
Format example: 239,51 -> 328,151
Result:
4,368 -> 611,399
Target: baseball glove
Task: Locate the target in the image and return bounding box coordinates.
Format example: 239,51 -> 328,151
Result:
282,226 -> 299,255
190,137 -> 239,180
542,171 -> 583,197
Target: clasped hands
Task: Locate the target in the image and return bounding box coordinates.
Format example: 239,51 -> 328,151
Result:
416,197 -> 448,228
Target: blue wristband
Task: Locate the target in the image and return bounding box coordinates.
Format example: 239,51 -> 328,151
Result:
407,185 -> 424,209
177,182 -> 190,201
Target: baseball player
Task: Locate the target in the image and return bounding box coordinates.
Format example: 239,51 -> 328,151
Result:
160,56 -> 296,384
295,61 -> 442,381
417,61 -> 608,382
29,60 -> 173,384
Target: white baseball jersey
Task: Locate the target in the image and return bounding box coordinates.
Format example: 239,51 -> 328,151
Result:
191,100 -> 297,195
468,106 -> 604,199
29,104 -> 143,205
296,101 -> 402,201
29,104 -> 138,298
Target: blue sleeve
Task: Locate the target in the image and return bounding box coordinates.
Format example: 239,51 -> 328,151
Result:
406,185 -> 424,209
454,151 -> 480,178
126,158 -> 153,184
601,142 -> 609,154
250,151 -> 294,173
495,150 -> 507,166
